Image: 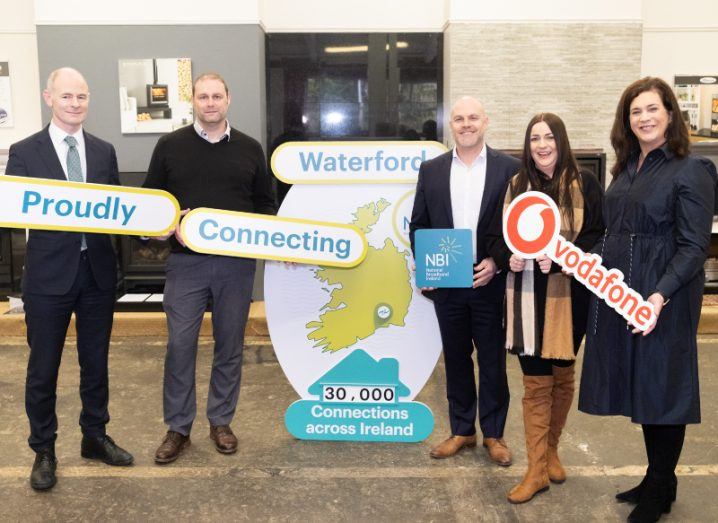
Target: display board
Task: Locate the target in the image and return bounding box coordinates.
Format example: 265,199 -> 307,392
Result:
0,62 -> 13,128
266,141 -> 447,442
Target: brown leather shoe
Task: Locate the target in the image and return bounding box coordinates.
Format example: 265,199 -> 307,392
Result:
154,431 -> 190,464
429,434 -> 477,459
210,425 -> 238,454
483,437 -> 513,467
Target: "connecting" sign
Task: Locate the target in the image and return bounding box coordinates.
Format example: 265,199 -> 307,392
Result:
181,208 -> 368,268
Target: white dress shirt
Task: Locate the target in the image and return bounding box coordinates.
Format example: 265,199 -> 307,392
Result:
48,121 -> 87,182
450,144 -> 487,263
194,119 -> 231,143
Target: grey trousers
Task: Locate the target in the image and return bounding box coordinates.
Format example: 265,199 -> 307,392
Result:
162,253 -> 255,435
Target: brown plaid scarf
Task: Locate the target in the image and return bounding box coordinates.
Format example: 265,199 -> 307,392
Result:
504,175 -> 584,360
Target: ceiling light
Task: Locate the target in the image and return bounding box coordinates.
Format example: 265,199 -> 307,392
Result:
324,42 -> 409,54
325,45 -> 368,54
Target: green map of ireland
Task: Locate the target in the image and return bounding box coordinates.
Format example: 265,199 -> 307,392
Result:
306,199 -> 413,352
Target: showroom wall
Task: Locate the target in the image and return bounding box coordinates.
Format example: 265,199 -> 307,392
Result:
641,0 -> 718,81
260,0 -> 445,31
444,1 -> 642,176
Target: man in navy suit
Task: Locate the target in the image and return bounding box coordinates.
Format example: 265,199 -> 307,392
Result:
410,96 -> 520,465
6,67 -> 133,491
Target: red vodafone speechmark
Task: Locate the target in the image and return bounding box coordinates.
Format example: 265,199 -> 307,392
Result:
503,192 -> 560,259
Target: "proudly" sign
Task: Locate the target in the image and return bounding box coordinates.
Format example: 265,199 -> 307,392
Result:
0,175 -> 179,236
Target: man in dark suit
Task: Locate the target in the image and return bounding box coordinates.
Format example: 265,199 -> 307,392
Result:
410,96 -> 520,465
6,67 -> 133,491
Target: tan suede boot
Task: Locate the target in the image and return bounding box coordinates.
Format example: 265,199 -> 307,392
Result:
547,364 -> 575,484
507,375 -> 553,504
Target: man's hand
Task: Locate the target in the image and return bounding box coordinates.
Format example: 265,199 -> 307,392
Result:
536,254 -> 552,274
152,230 -> 174,242
411,262 -> 435,292
509,254 -> 526,273
631,292 -> 665,336
152,208 -> 190,244
473,257 -> 497,288
173,209 -> 190,247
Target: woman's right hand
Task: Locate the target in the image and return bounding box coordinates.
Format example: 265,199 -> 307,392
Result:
509,254 -> 526,272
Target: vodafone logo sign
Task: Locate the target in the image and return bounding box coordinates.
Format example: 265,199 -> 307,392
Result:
503,192 -> 560,259
503,191 -> 657,332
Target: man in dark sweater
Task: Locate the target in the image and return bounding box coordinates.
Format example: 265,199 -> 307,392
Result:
143,73 -> 276,463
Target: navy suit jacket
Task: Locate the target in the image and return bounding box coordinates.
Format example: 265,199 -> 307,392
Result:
6,125 -> 120,295
409,146 -> 520,304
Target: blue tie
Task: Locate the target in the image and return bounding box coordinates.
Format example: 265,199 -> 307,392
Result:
64,135 -> 87,250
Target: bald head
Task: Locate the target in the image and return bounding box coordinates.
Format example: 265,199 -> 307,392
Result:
450,96 -> 489,156
450,96 -> 485,120
43,67 -> 90,134
46,67 -> 88,93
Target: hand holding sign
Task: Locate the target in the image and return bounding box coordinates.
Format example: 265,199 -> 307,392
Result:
632,292 -> 663,336
509,254 -> 526,273
536,254 -> 552,274
153,208 -> 190,245
152,208 -> 189,242
410,262 -> 435,292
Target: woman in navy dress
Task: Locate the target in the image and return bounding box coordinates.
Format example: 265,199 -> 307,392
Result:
579,77 -> 717,522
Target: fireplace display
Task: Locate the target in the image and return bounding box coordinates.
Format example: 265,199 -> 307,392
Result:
118,57 -> 193,134
147,85 -> 169,106
120,237 -> 170,293
146,58 -> 170,107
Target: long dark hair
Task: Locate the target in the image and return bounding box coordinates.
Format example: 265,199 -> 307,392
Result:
610,76 -> 690,177
511,112 -> 581,228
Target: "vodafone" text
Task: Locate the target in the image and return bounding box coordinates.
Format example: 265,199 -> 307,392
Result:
551,237 -> 655,330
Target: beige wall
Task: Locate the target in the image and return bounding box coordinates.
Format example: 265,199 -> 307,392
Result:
448,0 -> 641,22
0,0 -> 41,151
445,22 -> 643,180
641,0 -> 718,81
261,0 -> 445,31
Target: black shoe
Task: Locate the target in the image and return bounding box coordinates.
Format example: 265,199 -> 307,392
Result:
617,477 -> 648,503
627,498 -> 672,522
626,484 -> 673,523
617,477 -> 677,504
30,449 -> 57,491
81,435 -> 134,466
